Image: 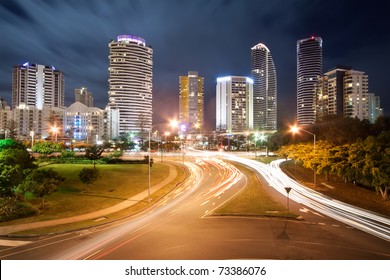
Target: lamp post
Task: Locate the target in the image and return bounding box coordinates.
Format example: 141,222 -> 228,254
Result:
51,126 -> 58,142
254,132 -> 260,157
162,131 -> 170,163
259,134 -> 266,156
284,187 -> 292,211
245,131 -> 249,153
30,130 -> 34,150
290,125 -> 316,186
180,124 -> 186,165
147,120 -> 178,203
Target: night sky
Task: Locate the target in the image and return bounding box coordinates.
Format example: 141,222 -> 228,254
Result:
0,0 -> 389,130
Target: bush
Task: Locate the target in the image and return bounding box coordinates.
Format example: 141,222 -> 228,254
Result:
60,150 -> 76,158
0,197 -> 39,222
79,168 -> 101,185
111,150 -> 123,158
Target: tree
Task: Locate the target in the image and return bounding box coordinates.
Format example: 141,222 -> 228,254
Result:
85,145 -> 104,168
0,147 -> 35,169
0,139 -> 26,151
79,168 -> 100,185
361,133 -> 390,200
0,139 -> 35,198
313,141 -> 335,181
4,120 -> 18,139
371,115 -> 390,136
0,163 -> 24,197
22,168 -> 65,209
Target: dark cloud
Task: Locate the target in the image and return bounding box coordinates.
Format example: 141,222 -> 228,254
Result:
0,0 -> 389,130
0,0 -> 35,22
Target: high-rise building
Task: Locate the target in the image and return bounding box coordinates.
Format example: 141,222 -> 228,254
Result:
75,87 -> 93,107
12,62 -> 64,110
0,97 -> 9,110
316,66 -> 352,121
297,37 -> 323,125
343,70 -> 369,120
0,99 -> 12,137
316,66 -> 382,123
179,71 -> 204,132
216,76 -> 253,132
108,35 -> 153,135
368,93 -> 383,123
251,43 -> 277,130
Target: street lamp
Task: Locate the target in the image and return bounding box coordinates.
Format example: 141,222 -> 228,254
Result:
290,125 -> 316,186
51,126 -> 58,142
147,120 -> 178,203
245,131 -> 250,152
162,131 -> 170,163
284,187 -> 292,213
180,124 -> 186,165
30,130 -> 34,150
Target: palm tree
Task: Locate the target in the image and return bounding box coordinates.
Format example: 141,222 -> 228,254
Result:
85,145 -> 104,168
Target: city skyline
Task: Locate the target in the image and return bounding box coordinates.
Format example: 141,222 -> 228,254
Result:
0,0 -> 389,130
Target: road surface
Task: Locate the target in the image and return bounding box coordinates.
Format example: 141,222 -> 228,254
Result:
0,153 -> 389,259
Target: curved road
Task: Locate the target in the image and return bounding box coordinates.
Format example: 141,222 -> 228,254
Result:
0,153 -> 389,259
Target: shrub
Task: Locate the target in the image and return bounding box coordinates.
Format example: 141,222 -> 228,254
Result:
60,150 -> 76,158
111,150 -> 123,158
0,197 -> 39,222
79,168 -> 101,185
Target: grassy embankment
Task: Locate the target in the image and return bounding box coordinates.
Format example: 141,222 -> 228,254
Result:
1,163 -> 186,234
213,162 -> 298,219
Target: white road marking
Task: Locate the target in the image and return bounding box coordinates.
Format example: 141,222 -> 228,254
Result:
200,200 -> 209,206
0,239 -> 33,247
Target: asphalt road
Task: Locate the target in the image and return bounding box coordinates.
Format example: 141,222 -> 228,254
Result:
0,154 -> 389,260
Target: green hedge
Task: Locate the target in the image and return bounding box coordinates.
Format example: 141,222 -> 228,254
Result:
39,156 -> 149,165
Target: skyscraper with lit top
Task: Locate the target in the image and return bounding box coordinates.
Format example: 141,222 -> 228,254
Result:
108,35 -> 153,134
12,62 -> 64,110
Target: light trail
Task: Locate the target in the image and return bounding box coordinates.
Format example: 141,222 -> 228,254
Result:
216,153 -> 390,243
54,156 -> 244,259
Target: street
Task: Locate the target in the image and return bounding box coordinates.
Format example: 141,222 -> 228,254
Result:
0,153 -> 389,260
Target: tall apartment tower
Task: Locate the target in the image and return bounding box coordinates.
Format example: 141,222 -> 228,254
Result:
12,62 -> 65,109
316,66 -> 352,121
316,66 -> 381,123
297,37 -> 323,125
216,76 -> 253,133
368,93 -> 383,123
343,70 -> 369,120
179,71 -> 204,132
108,35 -> 153,134
75,87 -> 93,107
251,43 -> 277,130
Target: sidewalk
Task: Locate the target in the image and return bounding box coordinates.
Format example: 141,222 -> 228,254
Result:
0,163 -> 178,236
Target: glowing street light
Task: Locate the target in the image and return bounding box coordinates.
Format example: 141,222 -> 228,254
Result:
51,126 -> 58,142
290,125 -> 316,186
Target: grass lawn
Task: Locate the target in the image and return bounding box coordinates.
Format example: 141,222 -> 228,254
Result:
1,163 -> 180,225
12,163 -> 188,235
213,163 -> 298,219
